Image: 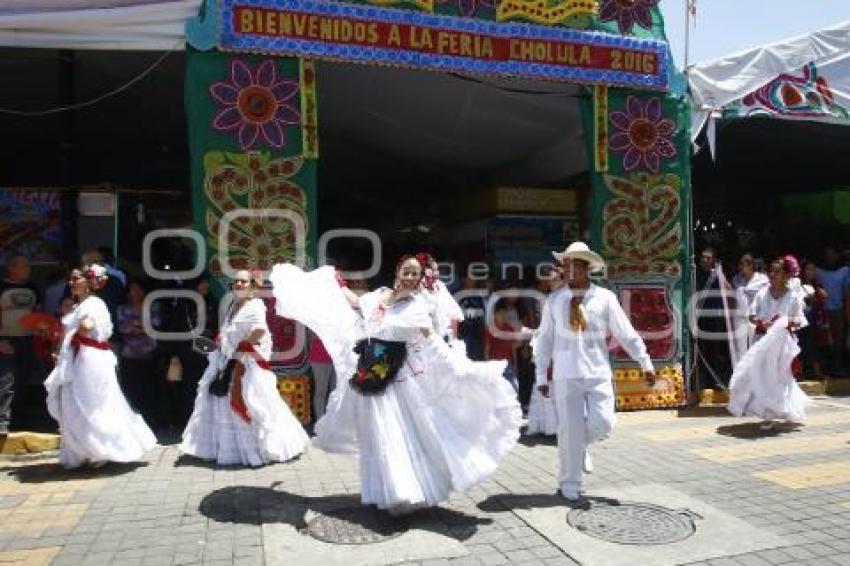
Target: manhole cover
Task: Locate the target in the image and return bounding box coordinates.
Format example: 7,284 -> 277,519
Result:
305,507 -> 408,545
567,502 -> 699,545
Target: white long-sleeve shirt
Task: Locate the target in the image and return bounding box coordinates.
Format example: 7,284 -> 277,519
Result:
534,284 -> 653,386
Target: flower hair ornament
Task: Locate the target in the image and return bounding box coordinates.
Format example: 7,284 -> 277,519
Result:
84,263 -> 109,290
781,254 -> 800,277
416,252 -> 437,290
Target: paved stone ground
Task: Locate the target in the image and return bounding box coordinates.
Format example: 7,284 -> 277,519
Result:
2,397 -> 850,565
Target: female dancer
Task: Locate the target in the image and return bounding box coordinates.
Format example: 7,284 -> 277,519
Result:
526,266 -> 564,436
270,256 -> 521,515
728,258 -> 810,430
44,264 -> 156,469
180,269 -> 307,466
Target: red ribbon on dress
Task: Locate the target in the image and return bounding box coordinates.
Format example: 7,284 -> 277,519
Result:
236,340 -> 271,370
230,340 -> 272,424
71,333 -> 110,350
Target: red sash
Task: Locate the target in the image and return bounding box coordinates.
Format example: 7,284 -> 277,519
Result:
72,333 -> 110,350
236,341 -> 271,370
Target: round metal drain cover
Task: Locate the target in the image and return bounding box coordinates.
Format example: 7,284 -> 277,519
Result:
305,507 -> 408,545
567,502 -> 698,545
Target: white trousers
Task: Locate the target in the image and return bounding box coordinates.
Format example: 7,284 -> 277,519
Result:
553,377 -> 616,494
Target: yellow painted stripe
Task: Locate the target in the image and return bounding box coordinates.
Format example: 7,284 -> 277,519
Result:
0,478 -> 105,496
754,461 -> 850,489
0,547 -> 59,565
636,410 -> 850,443
691,432 -> 850,463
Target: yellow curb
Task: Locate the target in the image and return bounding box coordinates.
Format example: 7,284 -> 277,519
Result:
798,380 -> 826,396
825,378 -> 850,395
0,433 -> 60,455
699,389 -> 729,405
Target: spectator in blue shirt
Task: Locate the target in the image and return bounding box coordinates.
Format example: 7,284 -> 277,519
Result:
816,246 -> 850,370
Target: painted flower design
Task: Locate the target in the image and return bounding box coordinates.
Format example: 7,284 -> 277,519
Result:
438,0 -> 495,18
609,96 -> 676,173
210,59 -> 300,151
204,152 -> 308,273
599,0 -> 659,34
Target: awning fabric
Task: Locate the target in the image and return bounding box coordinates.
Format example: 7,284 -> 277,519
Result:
688,19 -> 850,141
0,0 -> 201,50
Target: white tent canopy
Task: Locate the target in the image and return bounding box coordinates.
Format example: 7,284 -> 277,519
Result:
688,19 -> 850,142
0,0 -> 201,50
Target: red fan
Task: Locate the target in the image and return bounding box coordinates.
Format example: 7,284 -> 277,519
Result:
17,313 -> 60,336
18,313 -> 61,364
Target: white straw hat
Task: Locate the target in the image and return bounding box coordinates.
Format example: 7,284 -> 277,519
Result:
552,241 -> 605,271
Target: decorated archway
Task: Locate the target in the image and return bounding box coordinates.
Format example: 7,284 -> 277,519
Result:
185,0 -> 692,414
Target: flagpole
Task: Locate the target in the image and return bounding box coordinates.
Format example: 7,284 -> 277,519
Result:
684,0 -> 691,74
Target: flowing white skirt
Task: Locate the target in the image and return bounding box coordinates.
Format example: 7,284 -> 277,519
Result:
728,319 -> 810,422
180,353 -> 308,466
316,336 -> 521,511
45,346 -> 156,469
270,264 -> 522,511
525,387 -> 558,436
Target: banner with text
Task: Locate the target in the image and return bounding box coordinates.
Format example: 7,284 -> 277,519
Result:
220,0 -> 668,89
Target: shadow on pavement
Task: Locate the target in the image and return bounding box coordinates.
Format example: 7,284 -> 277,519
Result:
716,421 -> 803,439
198,485 -> 491,541
173,452 -> 304,469
477,492 -> 621,513
518,433 -> 557,448
173,454 -> 222,469
3,460 -> 147,482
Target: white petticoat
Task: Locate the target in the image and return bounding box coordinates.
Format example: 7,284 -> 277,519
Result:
45,346 -> 157,469
525,387 -> 558,436
270,264 -> 522,511
180,354 -> 308,466
728,318 -> 811,421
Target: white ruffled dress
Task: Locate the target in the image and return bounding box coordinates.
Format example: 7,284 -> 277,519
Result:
44,296 -> 156,469
180,298 -> 308,466
270,265 -> 522,513
728,315 -> 810,422
525,331 -> 558,436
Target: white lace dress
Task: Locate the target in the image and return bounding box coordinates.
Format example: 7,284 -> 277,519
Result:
270,265 -> 522,513
44,296 -> 156,468
180,298 -> 308,466
728,287 -> 811,421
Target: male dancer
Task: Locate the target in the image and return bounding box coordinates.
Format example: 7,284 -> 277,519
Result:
535,242 -> 656,502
